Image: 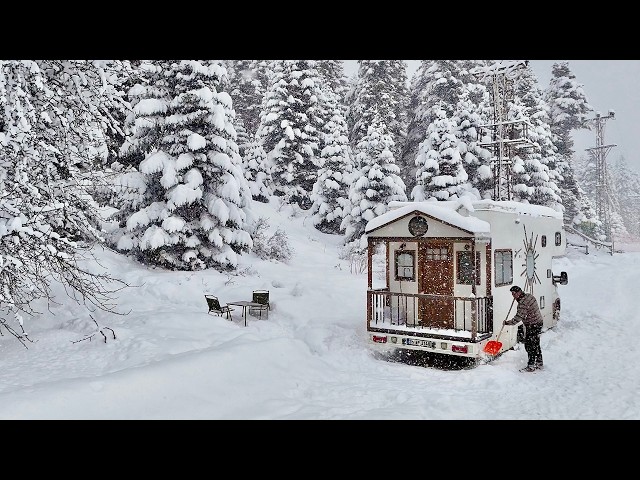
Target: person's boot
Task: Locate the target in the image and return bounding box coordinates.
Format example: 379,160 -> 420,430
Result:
519,365 -> 537,373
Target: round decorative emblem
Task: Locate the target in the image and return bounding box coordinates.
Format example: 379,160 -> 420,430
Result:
408,216 -> 429,237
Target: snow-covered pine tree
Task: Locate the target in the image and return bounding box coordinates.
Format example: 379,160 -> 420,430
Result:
225,60 -> 271,139
243,137 -> 273,203
316,60 -> 349,105
403,60 -> 490,197
604,155 -> 630,240
256,60 -> 325,210
100,60 -> 140,168
460,60 -> 495,199
451,60 -> 493,200
309,82 -> 354,234
110,60 -> 174,238
545,62 -> 593,159
510,65 -> 561,210
402,60 -> 436,194
342,120 -> 407,246
225,60 -> 272,162
118,60 -> 173,170
411,106 -> 469,201
544,61 -> 597,228
223,61 -> 275,203
346,60 -> 408,169
609,156 -> 640,238
572,153 -> 602,237
456,90 -> 493,200
559,160 -> 599,233
603,163 -> 628,242
233,116 -> 251,165
112,60 -> 253,271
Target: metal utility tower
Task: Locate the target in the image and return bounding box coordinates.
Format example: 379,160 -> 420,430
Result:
471,60 -> 535,201
585,111 -> 616,243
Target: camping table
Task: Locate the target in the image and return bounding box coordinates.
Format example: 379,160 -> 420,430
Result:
227,301 -> 264,327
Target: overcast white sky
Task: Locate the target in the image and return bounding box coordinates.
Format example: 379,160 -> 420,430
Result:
530,60 -> 639,173
343,60 -> 640,173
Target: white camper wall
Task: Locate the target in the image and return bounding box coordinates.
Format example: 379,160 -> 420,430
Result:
472,206 -> 564,330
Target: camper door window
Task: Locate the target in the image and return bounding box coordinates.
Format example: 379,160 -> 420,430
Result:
395,251 -> 415,281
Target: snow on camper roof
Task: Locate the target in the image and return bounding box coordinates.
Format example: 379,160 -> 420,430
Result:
365,198 -> 563,236
364,199 -> 490,235
469,199 -> 563,219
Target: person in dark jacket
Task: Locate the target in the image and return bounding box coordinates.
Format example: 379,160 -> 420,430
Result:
504,285 -> 544,372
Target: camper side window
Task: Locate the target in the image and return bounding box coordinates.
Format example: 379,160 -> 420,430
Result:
395,251 -> 415,281
495,249 -> 513,286
457,251 -> 481,285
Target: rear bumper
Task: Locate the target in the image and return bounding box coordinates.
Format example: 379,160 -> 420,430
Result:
368,330 -> 492,358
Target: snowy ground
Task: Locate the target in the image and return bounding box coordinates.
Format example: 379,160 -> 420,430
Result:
0,200 -> 638,419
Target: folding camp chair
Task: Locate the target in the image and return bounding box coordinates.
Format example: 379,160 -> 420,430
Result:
249,290 -> 270,318
205,295 -> 234,320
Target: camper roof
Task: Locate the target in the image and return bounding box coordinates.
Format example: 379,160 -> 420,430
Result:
364,201 -> 490,235
466,199 -> 563,219
365,198 -> 563,236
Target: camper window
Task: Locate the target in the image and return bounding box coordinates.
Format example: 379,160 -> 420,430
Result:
457,251 -> 481,285
395,251 -> 415,281
555,232 -> 562,246
495,249 -> 513,286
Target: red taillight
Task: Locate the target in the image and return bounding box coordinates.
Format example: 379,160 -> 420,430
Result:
372,335 -> 387,343
451,344 -> 468,353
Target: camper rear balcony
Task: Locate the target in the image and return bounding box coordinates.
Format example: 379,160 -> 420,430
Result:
367,289 -> 494,342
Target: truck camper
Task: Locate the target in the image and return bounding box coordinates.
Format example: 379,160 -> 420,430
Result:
365,199 -> 568,364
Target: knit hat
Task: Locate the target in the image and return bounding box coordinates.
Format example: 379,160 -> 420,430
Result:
510,285 -> 522,293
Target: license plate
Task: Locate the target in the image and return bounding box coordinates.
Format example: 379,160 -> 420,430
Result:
403,338 -> 436,348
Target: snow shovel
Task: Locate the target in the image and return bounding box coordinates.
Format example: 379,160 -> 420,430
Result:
483,297 -> 516,356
